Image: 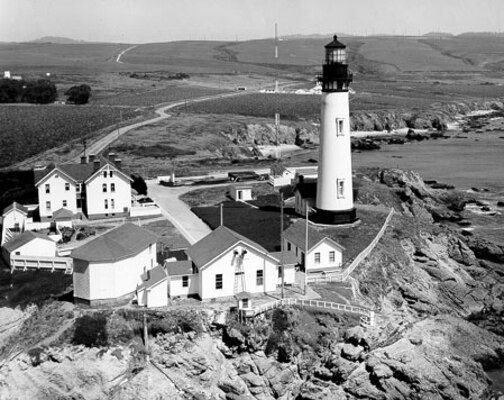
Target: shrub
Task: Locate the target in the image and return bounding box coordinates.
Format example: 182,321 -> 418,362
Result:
65,84 -> 91,104
73,313 -> 108,347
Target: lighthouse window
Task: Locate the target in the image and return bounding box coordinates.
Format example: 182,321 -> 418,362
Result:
337,180 -> 345,198
336,119 -> 344,136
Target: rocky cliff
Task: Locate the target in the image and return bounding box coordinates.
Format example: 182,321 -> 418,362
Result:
1,168 -> 504,400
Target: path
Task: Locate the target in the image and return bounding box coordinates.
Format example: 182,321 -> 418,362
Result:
116,45 -> 138,63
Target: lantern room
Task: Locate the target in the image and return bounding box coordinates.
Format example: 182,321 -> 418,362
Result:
325,35 -> 347,64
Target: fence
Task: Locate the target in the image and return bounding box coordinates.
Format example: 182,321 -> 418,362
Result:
251,298 -> 375,326
130,205 -> 162,218
306,207 -> 395,284
10,255 -> 73,274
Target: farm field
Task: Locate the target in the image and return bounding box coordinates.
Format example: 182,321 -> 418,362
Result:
0,105 -> 146,168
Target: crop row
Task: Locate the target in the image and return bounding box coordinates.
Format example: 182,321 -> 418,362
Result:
93,84 -> 226,107
0,105 -> 144,168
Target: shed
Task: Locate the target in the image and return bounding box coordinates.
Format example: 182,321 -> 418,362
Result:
136,265 -> 168,308
230,185 -> 253,202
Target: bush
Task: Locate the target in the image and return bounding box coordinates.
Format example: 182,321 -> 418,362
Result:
22,80 -> 57,104
65,84 -> 92,104
131,174 -> 148,195
73,313 -> 108,347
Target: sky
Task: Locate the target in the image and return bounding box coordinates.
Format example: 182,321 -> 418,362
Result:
1,0 -> 504,43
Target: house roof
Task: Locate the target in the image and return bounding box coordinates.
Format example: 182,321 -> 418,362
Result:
34,156 -> 130,186
53,208 -> 74,220
71,223 -> 158,263
269,251 -> 298,265
165,260 -> 194,276
3,202 -> 28,216
137,265 -> 167,291
186,225 -> 269,269
3,231 -> 54,252
283,220 -> 344,252
295,181 -> 317,199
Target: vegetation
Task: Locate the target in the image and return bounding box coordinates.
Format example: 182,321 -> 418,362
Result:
65,84 -> 91,104
131,174 -> 147,195
0,169 -> 37,212
0,78 -> 57,104
73,313 -> 108,347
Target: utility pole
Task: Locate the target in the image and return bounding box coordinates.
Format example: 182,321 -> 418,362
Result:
220,203 -> 223,226
304,203 -> 308,296
280,192 -> 285,299
143,312 -> 149,363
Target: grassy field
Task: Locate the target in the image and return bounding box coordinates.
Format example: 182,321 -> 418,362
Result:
0,105 -> 146,168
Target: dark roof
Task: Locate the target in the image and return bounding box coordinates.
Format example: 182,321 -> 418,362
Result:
165,260 -> 194,276
53,208 -> 74,220
295,181 -> 317,199
3,202 -> 28,216
137,265 -> 167,291
186,225 -> 268,268
34,156 -> 130,185
269,251 -> 298,265
325,35 -> 346,49
283,220 -> 344,252
235,291 -> 252,300
3,231 -> 54,252
71,223 -> 158,262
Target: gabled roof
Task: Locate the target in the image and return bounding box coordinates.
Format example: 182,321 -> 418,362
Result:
283,220 -> 344,252
295,181 -> 317,199
137,265 -> 167,291
53,208 -> 74,220
71,223 -> 157,263
269,251 -> 298,265
165,260 -> 194,276
186,225 -> 269,269
3,231 -> 55,252
325,35 -> 346,49
84,160 -> 132,184
2,202 -> 28,216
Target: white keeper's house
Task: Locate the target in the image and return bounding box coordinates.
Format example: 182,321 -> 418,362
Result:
163,225 -> 297,301
283,220 -> 344,275
71,223 -> 158,305
34,153 -> 132,221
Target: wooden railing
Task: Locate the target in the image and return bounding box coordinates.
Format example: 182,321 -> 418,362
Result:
251,298 -> 375,326
10,255 -> 73,274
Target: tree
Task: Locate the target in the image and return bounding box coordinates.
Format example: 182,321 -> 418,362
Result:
131,174 -> 148,195
0,79 -> 24,103
22,80 -> 57,104
65,84 -> 92,104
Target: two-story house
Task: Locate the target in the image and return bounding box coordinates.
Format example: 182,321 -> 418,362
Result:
34,154 -> 132,221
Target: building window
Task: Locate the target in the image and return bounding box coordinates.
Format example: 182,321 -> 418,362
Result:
242,298 -> 249,308
315,252 -> 321,264
287,242 -> 291,251
337,179 -> 345,198
256,270 -> 264,286
103,171 -> 107,178
65,183 -> 70,191
111,199 -> 115,209
149,244 -> 152,253
76,183 -> 81,193
329,251 -> 335,263
296,247 -> 298,257
111,183 -> 115,192
182,276 -> 189,287
46,201 -> 51,211
76,199 -> 82,209
102,183 -> 107,192
336,119 -> 344,135
45,184 -> 50,194
62,200 -> 67,207
104,199 -> 108,209
215,274 -> 223,290
110,171 -> 114,178
278,265 -> 283,279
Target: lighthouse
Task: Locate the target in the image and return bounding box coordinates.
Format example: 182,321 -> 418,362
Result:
315,35 -> 357,224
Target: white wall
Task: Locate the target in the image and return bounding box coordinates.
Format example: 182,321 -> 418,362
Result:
284,238 -> 342,272
86,165 -> 131,217
142,281 -> 168,308
10,237 -> 56,259
2,210 -> 27,231
199,244 -> 277,300
277,264 -> 295,286
74,244 -> 156,301
38,172 -> 77,219
168,274 -> 199,297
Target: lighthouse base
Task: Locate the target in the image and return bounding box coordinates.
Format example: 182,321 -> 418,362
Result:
312,207 -> 357,225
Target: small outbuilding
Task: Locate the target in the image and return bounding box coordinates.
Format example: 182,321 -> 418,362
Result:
136,265 -> 168,308
71,222 -> 158,305
230,185 -> 253,202
1,231 -> 56,267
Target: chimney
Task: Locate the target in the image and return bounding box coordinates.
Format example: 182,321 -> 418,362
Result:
80,156 -> 87,164
93,159 -> 100,171
88,154 -> 95,163
115,158 -> 122,169
108,152 -> 116,163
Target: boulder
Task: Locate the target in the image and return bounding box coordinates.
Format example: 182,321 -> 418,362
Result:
340,343 -> 364,362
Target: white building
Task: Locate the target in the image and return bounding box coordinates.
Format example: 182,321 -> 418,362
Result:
34,154 -> 132,221
230,185 -> 253,202
1,231 -> 56,267
165,226 -> 296,301
1,202 -> 28,245
71,223 -> 157,305
283,220 -> 344,275
269,166 -> 318,188
136,265 -> 168,308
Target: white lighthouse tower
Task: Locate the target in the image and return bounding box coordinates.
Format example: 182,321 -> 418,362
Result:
315,36 -> 357,224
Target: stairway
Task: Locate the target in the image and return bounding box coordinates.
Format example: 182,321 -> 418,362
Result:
233,251 -> 247,294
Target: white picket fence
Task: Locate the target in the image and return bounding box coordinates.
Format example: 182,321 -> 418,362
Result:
306,207 -> 395,284
251,298 -> 375,326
